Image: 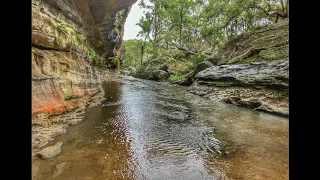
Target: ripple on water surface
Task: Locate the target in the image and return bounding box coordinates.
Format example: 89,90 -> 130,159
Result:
32,78 -> 288,180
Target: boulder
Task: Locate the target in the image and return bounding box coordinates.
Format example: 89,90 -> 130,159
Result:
36,142 -> 63,159
134,70 -> 153,80
181,61 -> 214,86
194,61 -> 214,76
195,59 -> 289,89
153,70 -> 170,81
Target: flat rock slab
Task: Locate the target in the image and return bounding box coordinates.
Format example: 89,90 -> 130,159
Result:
36,142 -> 63,159
195,59 -> 288,89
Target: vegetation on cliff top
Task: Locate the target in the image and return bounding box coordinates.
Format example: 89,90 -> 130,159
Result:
121,0 -> 289,82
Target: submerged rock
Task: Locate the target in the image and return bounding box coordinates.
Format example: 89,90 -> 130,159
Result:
52,162 -> 69,177
36,142 -> 63,159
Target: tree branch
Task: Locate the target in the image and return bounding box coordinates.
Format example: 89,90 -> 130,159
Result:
175,43 -> 198,55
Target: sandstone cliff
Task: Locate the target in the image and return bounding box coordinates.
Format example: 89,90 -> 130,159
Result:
32,0 -> 136,149
189,20 -> 289,116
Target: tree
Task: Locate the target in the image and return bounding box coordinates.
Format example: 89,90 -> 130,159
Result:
123,39 -> 153,68
131,0 -> 288,69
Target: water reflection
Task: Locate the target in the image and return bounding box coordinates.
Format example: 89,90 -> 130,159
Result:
32,78 -> 288,180
32,82 -> 135,180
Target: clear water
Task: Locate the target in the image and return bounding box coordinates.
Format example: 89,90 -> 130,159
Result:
32,77 -> 288,180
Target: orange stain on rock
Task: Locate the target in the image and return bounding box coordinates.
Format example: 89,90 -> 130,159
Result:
32,81 -> 87,116
32,106 -> 66,115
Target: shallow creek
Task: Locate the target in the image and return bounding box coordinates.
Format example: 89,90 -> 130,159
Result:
32,76 -> 288,180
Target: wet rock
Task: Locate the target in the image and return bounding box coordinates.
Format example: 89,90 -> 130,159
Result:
36,142 -> 63,159
153,70 -> 170,81
189,83 -> 289,116
120,70 -> 131,76
196,59 -> 288,90
134,70 -> 153,80
225,97 -> 262,109
52,162 -> 69,177
195,61 -> 214,75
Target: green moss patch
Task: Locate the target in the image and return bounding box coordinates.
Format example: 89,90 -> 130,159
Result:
168,74 -> 186,83
259,45 -> 288,61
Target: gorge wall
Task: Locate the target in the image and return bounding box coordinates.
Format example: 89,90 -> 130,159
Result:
32,0 -> 136,149
189,19 -> 289,117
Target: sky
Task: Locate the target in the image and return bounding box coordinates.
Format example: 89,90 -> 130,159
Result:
123,1 -> 144,40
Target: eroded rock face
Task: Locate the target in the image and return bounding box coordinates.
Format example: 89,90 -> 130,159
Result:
32,47 -> 101,117
32,0 -> 136,65
32,0 -> 135,116
32,0 -> 135,149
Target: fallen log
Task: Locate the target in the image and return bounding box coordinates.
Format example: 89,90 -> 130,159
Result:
175,44 -> 199,55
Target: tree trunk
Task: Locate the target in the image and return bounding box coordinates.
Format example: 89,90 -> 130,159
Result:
153,15 -> 158,50
285,0 -> 289,17
141,27 -> 150,67
280,0 -> 285,13
140,45 -> 144,66
179,5 -> 184,46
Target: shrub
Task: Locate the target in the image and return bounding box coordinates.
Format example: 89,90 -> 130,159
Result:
57,22 -> 75,34
168,74 -> 186,83
76,34 -> 85,42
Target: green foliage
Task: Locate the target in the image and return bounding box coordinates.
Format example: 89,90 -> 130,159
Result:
168,74 -> 186,83
114,28 -> 119,34
128,0 -> 288,80
136,0 -> 287,51
87,47 -> 101,66
173,50 -> 185,59
112,57 -> 121,73
56,21 -> 88,48
55,22 -> 107,68
123,39 -> 153,68
76,34 -> 85,42
190,54 -> 206,65
57,22 -> 75,34
116,10 -> 125,25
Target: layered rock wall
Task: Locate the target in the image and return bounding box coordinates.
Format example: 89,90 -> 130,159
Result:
32,0 -> 136,118
32,0 -> 136,148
